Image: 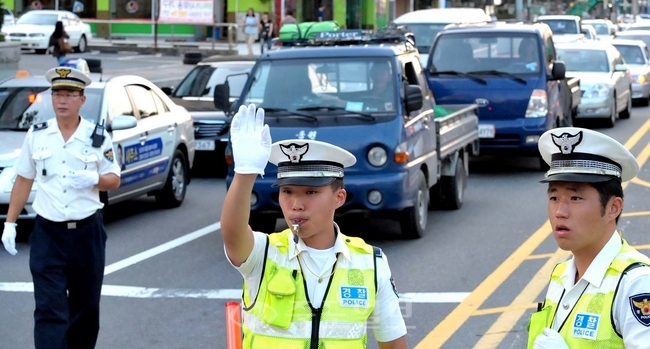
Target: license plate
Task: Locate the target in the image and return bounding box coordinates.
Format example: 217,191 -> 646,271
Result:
478,124 -> 495,139
195,140 -> 215,151
11,38 -> 20,42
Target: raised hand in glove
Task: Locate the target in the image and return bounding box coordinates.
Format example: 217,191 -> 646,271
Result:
2,222 -> 18,255
230,104 -> 272,176
533,328 -> 570,349
70,170 -> 99,189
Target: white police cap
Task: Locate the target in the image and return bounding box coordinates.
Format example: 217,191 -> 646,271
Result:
45,67 -> 91,91
538,127 -> 639,183
269,139 -> 356,187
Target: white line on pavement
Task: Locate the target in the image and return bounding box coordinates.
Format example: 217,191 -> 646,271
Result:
0,283 -> 469,303
103,222 -> 221,275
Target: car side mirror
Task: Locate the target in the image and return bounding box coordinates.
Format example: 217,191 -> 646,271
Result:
551,61 -> 566,80
214,82 -> 231,112
161,87 -> 173,95
614,64 -> 627,72
404,84 -> 423,113
110,115 -> 137,131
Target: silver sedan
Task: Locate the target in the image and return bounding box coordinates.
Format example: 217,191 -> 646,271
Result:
612,39 -> 650,105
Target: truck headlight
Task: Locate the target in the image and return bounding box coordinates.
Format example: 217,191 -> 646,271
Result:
367,146 -> 387,167
586,84 -> 611,98
525,89 -> 548,118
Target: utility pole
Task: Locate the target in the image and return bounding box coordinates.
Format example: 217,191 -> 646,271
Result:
633,0 -> 639,15
516,0 -> 524,20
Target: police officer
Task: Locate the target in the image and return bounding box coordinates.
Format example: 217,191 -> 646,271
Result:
221,104 -> 408,348
528,127 -> 650,348
1,67 -> 121,349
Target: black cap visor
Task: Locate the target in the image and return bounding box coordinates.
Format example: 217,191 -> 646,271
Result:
539,173 -> 619,183
272,176 -> 337,187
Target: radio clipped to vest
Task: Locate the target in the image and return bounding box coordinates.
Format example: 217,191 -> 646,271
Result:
91,120 -> 105,148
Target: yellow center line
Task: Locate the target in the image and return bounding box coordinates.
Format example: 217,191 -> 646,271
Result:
415,118 -> 650,349
630,177 -> 650,188
621,210 -> 650,217
472,303 -> 538,316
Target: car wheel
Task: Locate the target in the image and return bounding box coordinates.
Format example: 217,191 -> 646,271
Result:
76,35 -> 87,53
155,149 -> 188,208
606,96 -> 616,128
619,90 -> 632,119
439,155 -> 466,210
399,171 -> 428,239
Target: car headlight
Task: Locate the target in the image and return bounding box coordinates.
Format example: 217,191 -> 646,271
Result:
367,146 -> 387,167
586,84 -> 611,98
634,75 -> 647,84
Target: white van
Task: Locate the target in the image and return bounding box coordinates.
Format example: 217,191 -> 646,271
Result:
392,8 -> 493,65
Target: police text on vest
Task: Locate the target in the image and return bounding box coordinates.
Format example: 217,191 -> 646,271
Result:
340,286 -> 368,308
571,313 -> 600,340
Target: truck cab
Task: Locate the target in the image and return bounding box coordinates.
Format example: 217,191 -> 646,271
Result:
215,28 -> 479,239
425,22 -> 571,166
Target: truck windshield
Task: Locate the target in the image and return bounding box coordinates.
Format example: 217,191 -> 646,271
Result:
556,49 -> 610,72
430,33 -> 542,75
0,87 -> 103,130
400,23 -> 448,52
537,20 -> 577,34
240,58 -> 398,114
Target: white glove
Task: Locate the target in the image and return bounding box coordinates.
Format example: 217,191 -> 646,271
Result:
70,170 -> 99,189
533,328 -> 570,349
230,104 -> 272,176
2,222 -> 18,256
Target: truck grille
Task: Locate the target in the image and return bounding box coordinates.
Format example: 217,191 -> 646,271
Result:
194,122 -> 226,138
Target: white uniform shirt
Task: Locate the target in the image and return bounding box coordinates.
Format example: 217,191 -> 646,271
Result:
547,232 -> 650,347
226,225 -> 408,343
13,117 -> 121,222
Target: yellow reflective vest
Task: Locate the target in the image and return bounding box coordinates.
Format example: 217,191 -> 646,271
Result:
528,239 -> 650,349
241,229 -> 379,349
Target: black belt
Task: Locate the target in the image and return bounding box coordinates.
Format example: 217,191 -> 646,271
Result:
37,210 -> 100,230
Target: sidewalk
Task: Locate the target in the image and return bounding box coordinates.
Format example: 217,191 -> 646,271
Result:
88,38 -> 264,57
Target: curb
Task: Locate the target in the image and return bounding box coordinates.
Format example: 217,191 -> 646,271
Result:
87,45 -> 239,57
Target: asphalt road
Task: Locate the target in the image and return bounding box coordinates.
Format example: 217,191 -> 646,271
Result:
2,55 -> 650,348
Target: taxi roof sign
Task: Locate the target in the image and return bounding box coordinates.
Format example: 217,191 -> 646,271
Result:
315,30 -> 364,41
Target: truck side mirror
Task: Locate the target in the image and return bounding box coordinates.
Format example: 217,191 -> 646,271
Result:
551,61 -> 566,80
213,82 -> 231,112
404,84 -> 423,113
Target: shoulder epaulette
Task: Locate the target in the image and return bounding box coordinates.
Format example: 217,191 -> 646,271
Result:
32,122 -> 48,131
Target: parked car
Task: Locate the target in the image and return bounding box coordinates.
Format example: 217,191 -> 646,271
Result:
556,41 -> 632,127
162,56 -> 256,177
2,10 -> 91,53
0,68 -> 195,221
2,7 -> 15,26
611,39 -> 650,105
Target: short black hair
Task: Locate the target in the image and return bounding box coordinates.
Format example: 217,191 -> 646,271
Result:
330,178 -> 343,191
589,179 -> 624,224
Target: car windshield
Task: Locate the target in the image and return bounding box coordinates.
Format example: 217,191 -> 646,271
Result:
537,19 -> 578,34
173,64 -> 250,98
397,23 -> 448,53
588,23 -> 610,35
0,87 -> 103,130
431,33 -> 542,75
557,49 -> 610,72
240,57 -> 397,114
613,45 -> 646,64
16,13 -> 58,25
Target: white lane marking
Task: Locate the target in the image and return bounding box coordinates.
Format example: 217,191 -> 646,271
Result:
0,283 -> 468,303
103,222 -> 221,275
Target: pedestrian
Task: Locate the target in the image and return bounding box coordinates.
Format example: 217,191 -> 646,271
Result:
242,8 -> 258,56
1,67 -> 121,349
528,127 -> 650,349
48,21 -> 70,65
317,5 -> 325,21
220,104 -> 408,348
283,9 -> 297,26
258,12 -> 273,54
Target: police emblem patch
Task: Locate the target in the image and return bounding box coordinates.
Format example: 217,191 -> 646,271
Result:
630,293 -> 650,327
55,68 -> 72,78
551,131 -> 583,154
104,149 -> 115,162
390,276 -> 399,298
280,143 -> 309,163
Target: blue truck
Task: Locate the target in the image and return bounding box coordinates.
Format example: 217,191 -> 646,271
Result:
424,22 -> 580,167
214,28 -> 479,239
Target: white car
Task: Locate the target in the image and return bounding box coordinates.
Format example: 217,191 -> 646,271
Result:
612,39 -> 650,105
0,67 -> 196,220
556,41 -> 632,128
3,7 -> 15,25
2,10 -> 92,53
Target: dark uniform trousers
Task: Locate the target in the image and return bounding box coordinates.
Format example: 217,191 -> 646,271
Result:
29,210 -> 107,349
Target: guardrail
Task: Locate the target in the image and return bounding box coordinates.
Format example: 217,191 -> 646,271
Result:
82,19 -> 238,51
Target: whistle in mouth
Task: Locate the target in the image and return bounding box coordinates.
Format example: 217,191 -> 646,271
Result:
292,223 -> 300,233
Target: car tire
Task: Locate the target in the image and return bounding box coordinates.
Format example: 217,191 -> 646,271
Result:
439,156 -> 466,210
76,35 -> 87,53
399,171 -> 428,239
619,90 -> 632,119
183,52 -> 203,65
249,214 -> 277,233
606,96 -> 616,128
155,149 -> 188,208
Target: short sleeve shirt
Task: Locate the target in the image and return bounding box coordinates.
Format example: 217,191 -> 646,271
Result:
13,117 -> 120,221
